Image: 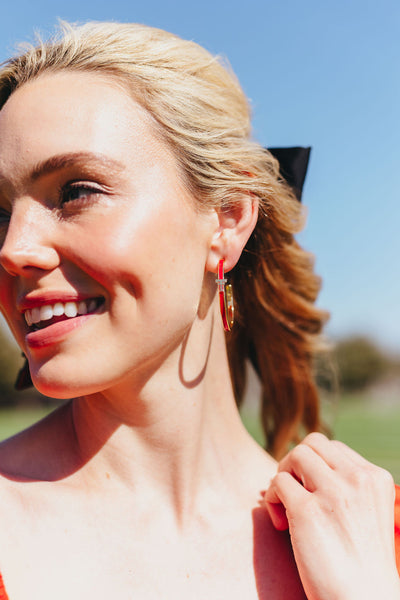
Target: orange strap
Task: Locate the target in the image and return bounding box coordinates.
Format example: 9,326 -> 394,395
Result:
0,572 -> 8,600
394,484 -> 400,574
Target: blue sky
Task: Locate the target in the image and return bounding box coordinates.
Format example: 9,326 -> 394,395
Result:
0,0 -> 399,350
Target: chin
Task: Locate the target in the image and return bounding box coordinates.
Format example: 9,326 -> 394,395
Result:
30,365 -> 103,400
31,375 -> 81,400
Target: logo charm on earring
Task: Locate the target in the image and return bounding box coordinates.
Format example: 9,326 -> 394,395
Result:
216,259 -> 234,331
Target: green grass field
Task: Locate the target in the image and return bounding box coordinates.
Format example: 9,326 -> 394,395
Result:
241,394 -> 400,483
332,397 -> 400,483
0,406 -> 53,441
1,395 -> 400,482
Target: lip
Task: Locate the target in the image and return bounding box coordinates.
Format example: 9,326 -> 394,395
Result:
21,292 -> 105,349
25,303 -> 105,349
17,291 -> 102,313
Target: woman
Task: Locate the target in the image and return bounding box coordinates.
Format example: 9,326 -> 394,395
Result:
0,21 -> 398,599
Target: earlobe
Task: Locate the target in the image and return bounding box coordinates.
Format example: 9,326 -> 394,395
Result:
206,195 -> 259,273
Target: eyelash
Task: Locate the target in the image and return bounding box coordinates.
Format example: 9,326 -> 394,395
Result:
0,208 -> 10,226
59,182 -> 103,207
0,182 -> 103,229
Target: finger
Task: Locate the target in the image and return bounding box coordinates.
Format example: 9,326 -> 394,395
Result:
277,442 -> 333,492
265,499 -> 289,531
265,471 -> 308,505
303,434 -> 395,502
333,442 -> 395,494
302,432 -> 371,473
330,439 -> 376,467
264,471 -> 310,531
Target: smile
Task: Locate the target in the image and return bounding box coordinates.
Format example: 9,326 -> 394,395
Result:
24,297 -> 104,330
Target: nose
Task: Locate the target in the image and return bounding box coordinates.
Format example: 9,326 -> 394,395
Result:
0,199 -> 60,276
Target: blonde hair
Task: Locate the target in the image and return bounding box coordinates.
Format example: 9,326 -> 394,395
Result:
0,21 -> 328,458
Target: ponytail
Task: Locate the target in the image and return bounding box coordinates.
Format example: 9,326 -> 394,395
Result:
227,174 -> 328,459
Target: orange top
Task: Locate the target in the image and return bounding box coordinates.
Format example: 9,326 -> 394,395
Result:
394,484 -> 400,574
0,571 -> 7,600
0,486 -> 399,599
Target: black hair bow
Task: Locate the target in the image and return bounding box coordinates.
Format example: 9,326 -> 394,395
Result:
268,146 -> 311,203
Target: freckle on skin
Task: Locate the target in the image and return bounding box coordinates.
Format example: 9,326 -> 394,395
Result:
106,472 -> 110,479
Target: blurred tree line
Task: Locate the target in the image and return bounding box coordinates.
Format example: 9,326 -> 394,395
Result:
315,335 -> 400,394
0,323 -> 399,406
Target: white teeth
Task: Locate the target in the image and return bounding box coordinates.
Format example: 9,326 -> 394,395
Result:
31,307 -> 41,324
40,305 -> 54,321
64,302 -> 78,318
24,298 -> 101,327
53,302 -> 65,317
77,301 -> 88,315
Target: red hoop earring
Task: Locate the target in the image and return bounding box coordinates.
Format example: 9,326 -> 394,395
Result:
216,259 -> 234,331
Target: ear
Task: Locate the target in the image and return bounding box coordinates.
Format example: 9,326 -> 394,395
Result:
206,195 -> 259,273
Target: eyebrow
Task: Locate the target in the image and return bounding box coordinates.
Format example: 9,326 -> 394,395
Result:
30,152 -> 126,181
0,152 -> 126,190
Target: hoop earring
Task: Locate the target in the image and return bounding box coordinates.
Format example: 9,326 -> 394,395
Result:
216,259 -> 234,331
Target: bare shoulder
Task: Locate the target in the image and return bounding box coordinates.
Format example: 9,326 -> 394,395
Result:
232,431 -> 278,502
232,437 -> 306,598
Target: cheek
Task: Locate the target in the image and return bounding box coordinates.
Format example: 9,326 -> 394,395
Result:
72,202 -> 204,290
63,200 -> 210,336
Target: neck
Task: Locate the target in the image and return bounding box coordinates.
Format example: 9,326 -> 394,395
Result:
69,302 -> 268,524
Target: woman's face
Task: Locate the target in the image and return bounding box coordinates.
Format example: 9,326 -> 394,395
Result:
0,71 -> 216,397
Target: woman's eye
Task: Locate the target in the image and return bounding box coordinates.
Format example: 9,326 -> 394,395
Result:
60,183 -> 102,207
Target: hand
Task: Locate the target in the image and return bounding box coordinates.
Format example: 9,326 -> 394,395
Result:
264,433 -> 400,600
